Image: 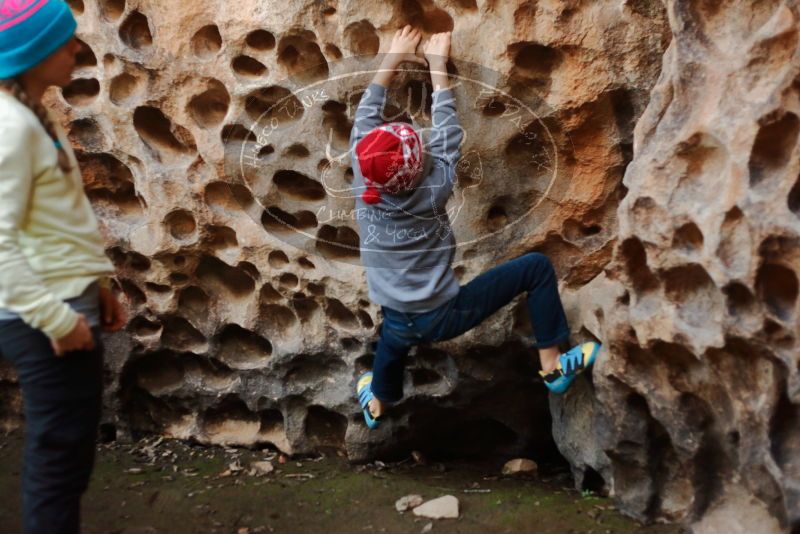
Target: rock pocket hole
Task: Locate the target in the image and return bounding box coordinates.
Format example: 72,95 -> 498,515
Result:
411,368 -> 442,387
69,118 -> 103,151
277,31 -> 329,84
305,406 -> 347,450
129,316 -> 161,336
133,106 -> 196,161
203,225 -> 238,250
109,72 -> 143,105
201,397 -> 260,445
164,210 -> 196,239
259,283 -> 283,304
99,0 -> 125,21
400,0 -> 454,32
357,310 -> 374,329
344,20 -> 380,57
188,79 -> 230,128
232,55 -> 267,78
259,304 -> 298,331
273,170 -> 325,201
205,181 -> 253,212
324,43 -> 343,60
268,250 -> 289,268
672,222 -> 704,252
191,25 -> 222,59
278,273 -> 299,289
324,298 -> 359,330
80,153 -> 143,219
262,207 -> 298,233
195,256 -> 255,297
169,273 -> 189,284
788,174 -> 800,216
723,282 -> 756,317
322,100 -> 352,146
246,29 -> 275,51
178,286 -> 210,323
756,263 -> 798,321
306,283 -> 325,296
284,144 -> 310,158
662,264 -> 721,326
216,324 -> 272,370
509,42 -> 562,89
749,112 -> 800,187
620,237 -> 659,293
108,247 -> 151,271
259,145 -> 275,159
75,39 -> 96,67
452,0 -> 477,9
128,352 -> 184,395
61,78 -> 99,106
258,409 -> 286,441
292,296 -> 319,321
160,316 -> 207,352
486,204 -> 508,232
315,225 -> 360,259
221,123 -> 255,144
717,206 -> 750,272
145,283 -> 171,294
66,0 -> 84,14
119,11 -> 153,50
482,99 -> 506,117
238,261 -> 261,283
119,279 -> 146,306
245,86 -> 304,124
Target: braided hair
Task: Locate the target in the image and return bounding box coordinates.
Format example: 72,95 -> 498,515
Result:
0,78 -> 72,173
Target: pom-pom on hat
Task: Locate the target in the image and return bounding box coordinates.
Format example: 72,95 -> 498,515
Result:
355,122 -> 423,205
0,0 -> 77,79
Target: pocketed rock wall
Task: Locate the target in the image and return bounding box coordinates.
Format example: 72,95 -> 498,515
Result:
552,1 -> 800,531
0,0 -> 670,462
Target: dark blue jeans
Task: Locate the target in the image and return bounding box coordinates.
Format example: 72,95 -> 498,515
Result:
372,253 -> 570,402
0,320 -> 103,534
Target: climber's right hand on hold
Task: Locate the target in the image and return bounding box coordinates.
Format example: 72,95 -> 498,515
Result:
386,25 -> 427,67
51,314 -> 95,356
373,25 -> 427,88
423,31 -> 451,67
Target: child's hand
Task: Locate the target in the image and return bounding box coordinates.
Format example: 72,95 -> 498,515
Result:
386,25 -> 426,66
423,32 -> 451,67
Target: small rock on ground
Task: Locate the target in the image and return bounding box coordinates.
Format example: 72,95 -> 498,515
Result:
251,461 -> 274,475
395,494 -> 424,513
502,458 -> 538,476
413,495 -> 459,519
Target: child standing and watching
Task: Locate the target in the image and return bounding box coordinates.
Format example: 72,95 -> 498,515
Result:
0,1 -> 126,532
351,26 -> 600,428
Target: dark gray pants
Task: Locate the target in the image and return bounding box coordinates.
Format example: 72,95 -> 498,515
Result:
0,320 -> 103,534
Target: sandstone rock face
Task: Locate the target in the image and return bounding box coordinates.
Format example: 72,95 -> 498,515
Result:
0,0 -> 670,461
1,0 -> 794,531
552,1 -> 800,530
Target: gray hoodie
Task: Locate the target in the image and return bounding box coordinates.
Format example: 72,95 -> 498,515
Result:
350,83 -> 465,313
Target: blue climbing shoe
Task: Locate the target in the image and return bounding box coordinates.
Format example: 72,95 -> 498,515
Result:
540,367 -> 575,394
356,372 -> 381,429
541,342 -> 601,394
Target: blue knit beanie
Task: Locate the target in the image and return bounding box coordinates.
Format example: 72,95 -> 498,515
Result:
0,0 -> 77,79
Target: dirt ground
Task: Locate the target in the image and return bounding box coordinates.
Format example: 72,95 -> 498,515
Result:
0,431 -> 685,534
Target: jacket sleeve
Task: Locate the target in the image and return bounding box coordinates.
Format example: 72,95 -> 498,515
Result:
425,88 -> 464,166
350,83 -> 388,148
0,118 -> 79,339
423,89 -> 464,208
